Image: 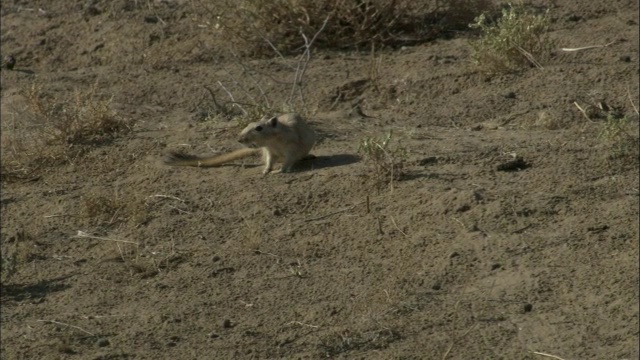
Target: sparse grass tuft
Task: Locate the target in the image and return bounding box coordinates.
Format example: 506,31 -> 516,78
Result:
358,131 -> 407,191
469,3 -> 554,73
1,229 -> 37,283
599,112 -> 637,160
25,82 -> 129,146
319,327 -> 402,357
81,191 -> 149,228
1,82 -> 130,182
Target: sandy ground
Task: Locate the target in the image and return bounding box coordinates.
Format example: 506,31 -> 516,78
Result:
1,0 -> 639,359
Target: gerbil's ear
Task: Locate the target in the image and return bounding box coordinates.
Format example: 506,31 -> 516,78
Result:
269,116 -> 278,127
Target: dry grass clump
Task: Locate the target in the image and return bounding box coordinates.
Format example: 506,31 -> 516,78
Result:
81,191 -> 149,228
599,112 -> 638,161
198,0 -> 495,56
1,229 -> 37,283
469,3 -> 554,72
1,82 -> 130,181
358,131 -> 407,192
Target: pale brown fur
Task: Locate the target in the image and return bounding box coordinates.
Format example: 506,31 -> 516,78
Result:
163,113 -> 316,174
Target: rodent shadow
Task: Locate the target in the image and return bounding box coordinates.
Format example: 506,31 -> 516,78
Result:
299,153 -> 360,170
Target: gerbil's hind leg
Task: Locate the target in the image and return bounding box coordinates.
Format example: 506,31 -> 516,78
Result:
279,156 -> 298,173
261,149 -> 273,175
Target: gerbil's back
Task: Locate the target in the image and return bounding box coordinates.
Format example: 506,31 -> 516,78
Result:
279,113 -> 316,148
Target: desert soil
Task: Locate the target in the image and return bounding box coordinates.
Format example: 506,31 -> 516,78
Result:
1,0 -> 639,359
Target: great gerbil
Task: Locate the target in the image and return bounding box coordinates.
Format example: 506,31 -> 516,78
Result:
164,113 -> 316,175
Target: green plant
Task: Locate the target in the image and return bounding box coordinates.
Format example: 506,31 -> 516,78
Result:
599,112 -> 636,159
469,3 -> 554,72
358,131 -> 407,191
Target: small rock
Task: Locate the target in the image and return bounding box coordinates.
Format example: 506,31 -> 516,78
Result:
496,156 -> 529,172
85,5 -> 102,16
208,332 -> 220,339
223,319 -> 233,328
96,338 -> 110,347
432,283 -> 442,291
3,55 -> 16,70
418,156 -> 438,166
523,303 -> 533,313
449,252 -> 460,259
468,223 -> 480,232
566,13 -> 582,22
491,263 -> 502,271
144,15 -> 159,23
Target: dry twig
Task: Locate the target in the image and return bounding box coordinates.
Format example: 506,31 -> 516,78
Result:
628,87 -> 639,116
286,321 -> 320,328
72,230 -> 139,245
287,15 -> 331,110
516,45 -> 543,69
304,201 -> 365,222
573,102 -> 594,122
531,351 -> 567,360
37,319 -> 95,337
561,40 -> 617,52
149,194 -> 185,202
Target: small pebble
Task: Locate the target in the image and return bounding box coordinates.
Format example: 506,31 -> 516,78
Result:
96,338 -> 110,347
223,319 -> 233,328
144,15 -> 159,23
3,55 -> 16,70
523,303 -> 533,313
566,14 -> 582,22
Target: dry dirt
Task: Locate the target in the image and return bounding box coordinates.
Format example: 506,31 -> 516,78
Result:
1,1 -> 639,359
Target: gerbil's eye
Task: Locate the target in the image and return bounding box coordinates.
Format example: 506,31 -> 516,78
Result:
255,125 -> 263,132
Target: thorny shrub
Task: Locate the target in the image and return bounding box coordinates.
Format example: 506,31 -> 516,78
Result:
469,3 -> 554,72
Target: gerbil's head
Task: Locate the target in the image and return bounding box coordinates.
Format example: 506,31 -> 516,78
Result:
238,116 -> 280,147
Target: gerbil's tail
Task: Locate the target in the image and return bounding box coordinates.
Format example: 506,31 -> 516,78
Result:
164,148 -> 259,167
